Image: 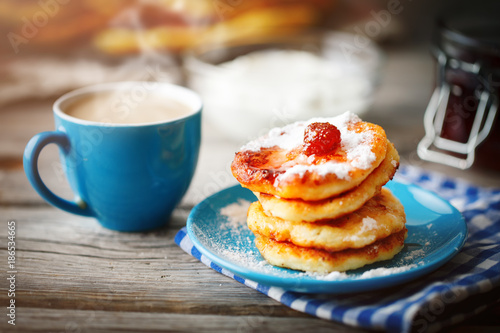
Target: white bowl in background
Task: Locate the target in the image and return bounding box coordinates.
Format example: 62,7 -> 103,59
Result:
184,31 -> 383,142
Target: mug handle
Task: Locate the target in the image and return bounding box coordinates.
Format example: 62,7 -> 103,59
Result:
23,131 -> 94,217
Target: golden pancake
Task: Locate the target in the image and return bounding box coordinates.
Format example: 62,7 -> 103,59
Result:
256,141 -> 400,222
231,112 -> 388,201
247,188 -> 406,252
254,229 -> 407,273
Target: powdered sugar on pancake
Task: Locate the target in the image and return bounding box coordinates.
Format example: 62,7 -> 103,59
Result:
240,112 -> 376,182
343,216 -> 379,243
242,112 -> 359,152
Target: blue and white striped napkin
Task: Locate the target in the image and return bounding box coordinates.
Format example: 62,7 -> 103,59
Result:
175,165 -> 500,332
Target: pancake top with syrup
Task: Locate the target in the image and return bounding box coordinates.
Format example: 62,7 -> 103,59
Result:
231,112 -> 388,200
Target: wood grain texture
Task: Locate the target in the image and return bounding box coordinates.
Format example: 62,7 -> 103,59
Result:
1,308 -> 357,333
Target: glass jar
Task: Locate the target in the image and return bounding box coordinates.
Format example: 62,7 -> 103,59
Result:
418,2 -> 500,170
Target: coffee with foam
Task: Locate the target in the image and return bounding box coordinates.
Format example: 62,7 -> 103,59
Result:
65,90 -> 192,124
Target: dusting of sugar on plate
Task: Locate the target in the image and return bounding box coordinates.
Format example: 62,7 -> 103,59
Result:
217,200 -> 287,275
220,247 -> 279,275
301,264 -> 417,281
357,265 -> 417,278
403,249 -> 426,261
219,199 -> 252,230
299,270 -> 349,280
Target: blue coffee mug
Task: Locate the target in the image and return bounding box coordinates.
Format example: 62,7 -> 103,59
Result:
24,82 -> 202,231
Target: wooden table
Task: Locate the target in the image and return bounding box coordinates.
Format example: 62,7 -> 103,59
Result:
1,46 -> 500,332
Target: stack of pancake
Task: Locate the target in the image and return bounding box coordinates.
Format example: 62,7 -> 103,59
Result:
231,112 -> 407,273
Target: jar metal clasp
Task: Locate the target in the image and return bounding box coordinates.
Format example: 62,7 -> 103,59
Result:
417,49 -> 498,169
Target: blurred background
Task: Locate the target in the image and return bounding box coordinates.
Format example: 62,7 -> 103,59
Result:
0,0 -> 442,107
0,0 -> 498,181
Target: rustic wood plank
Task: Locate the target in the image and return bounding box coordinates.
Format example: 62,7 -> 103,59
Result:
3,307 -> 500,333
1,308 -> 365,333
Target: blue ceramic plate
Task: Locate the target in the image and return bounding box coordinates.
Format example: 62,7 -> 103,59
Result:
186,181 -> 467,294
